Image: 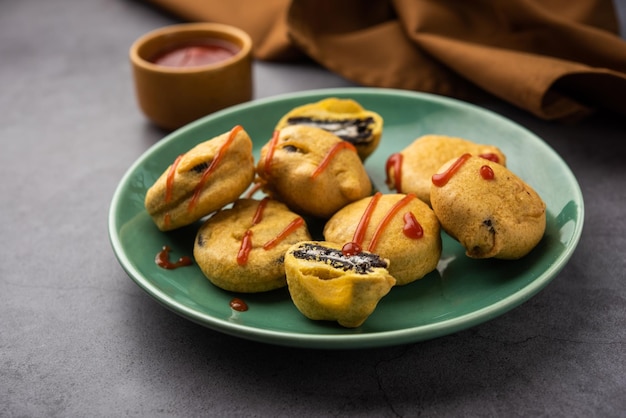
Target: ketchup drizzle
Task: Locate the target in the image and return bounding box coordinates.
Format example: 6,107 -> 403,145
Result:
368,194 -> 416,253
342,193 -> 422,256
163,154 -> 184,229
155,245 -> 192,269
236,198 -> 269,265
311,141 -> 357,179
263,217 -> 304,250
165,154 -> 184,203
237,230 -> 254,266
342,192 -> 383,256
188,125 -> 243,212
244,182 -> 264,199
237,197 -> 304,265
263,130 -> 280,176
480,165 -> 495,180
432,153 -> 472,187
479,153 -> 500,163
385,153 -> 403,193
252,197 -> 270,225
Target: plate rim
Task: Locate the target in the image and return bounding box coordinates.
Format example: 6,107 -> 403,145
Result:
108,87 -> 584,349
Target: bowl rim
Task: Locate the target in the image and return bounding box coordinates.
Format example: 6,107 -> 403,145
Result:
129,22 -> 253,74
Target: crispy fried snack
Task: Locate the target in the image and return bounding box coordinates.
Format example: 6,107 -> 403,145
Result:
275,98 -> 383,161
285,241 -> 395,328
386,134 -> 506,206
256,125 -> 372,219
194,198 -> 311,292
144,126 -> 254,231
430,154 -> 546,259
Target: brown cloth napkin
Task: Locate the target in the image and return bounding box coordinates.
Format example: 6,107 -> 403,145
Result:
146,0 -> 626,120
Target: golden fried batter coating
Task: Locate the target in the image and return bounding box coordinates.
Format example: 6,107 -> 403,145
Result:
386,135 -> 506,206
284,241 -> 395,328
145,126 -> 254,231
256,125 -> 372,219
430,155 -> 546,259
194,198 -> 311,293
275,98 -> 383,160
324,193 -> 441,285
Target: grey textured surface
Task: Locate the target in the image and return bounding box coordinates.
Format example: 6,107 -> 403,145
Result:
1,1 -> 625,417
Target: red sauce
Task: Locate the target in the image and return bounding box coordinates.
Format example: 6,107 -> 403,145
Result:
165,154 -> 184,203
263,130 -> 280,176
432,153 -> 472,187
188,125 -> 243,212
479,153 -> 500,163
343,192 -> 382,256
480,165 -> 495,180
341,242 -> 363,256
164,213 -> 171,229
155,245 -> 192,269
237,198 -> 270,266
163,154 -> 184,229
402,211 -> 424,239
385,153 -> 403,193
263,217 -> 304,250
368,194 -> 416,252
244,182 -> 264,199
236,229 -> 253,266
342,193 -> 422,256
237,198 -> 304,265
229,297 -> 248,312
311,142 -> 357,179
252,197 -> 270,225
151,40 -> 239,68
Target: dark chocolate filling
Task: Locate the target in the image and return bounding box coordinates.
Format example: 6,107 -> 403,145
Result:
191,161 -> 209,174
291,243 -> 387,275
482,218 -> 495,233
286,117 -> 375,145
282,145 -> 301,153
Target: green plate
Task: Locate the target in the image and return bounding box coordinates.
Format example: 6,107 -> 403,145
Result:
108,88 -> 583,349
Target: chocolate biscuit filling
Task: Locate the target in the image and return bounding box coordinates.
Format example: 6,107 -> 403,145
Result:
292,243 -> 387,275
286,117 -> 375,145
